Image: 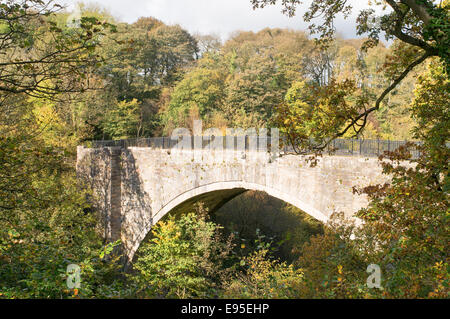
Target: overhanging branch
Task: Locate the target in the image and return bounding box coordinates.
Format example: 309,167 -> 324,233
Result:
333,50 -> 431,140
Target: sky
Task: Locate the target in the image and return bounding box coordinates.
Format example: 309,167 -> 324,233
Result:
60,0 -> 379,41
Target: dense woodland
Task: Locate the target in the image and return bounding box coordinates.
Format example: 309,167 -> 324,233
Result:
0,0 -> 448,298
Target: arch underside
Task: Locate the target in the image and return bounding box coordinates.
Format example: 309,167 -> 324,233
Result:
128,181 -> 329,262
153,181 -> 329,224
159,187 -> 248,221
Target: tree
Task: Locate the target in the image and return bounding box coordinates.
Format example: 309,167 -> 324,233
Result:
96,20 -> 199,138
101,99 -> 142,140
294,60 -> 449,299
195,34 -> 222,57
354,60 -> 449,295
161,55 -> 227,131
0,2 -> 126,298
251,0 -> 449,150
149,25 -> 199,85
0,0 -> 115,100
277,79 -> 370,153
0,168 -> 125,298
296,213 -> 368,299
132,212 -> 234,298
0,0 -> 116,212
221,248 -> 304,299
162,29 -> 312,132
224,50 -> 290,128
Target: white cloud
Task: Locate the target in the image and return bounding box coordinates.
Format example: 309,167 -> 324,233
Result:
60,0 -> 379,41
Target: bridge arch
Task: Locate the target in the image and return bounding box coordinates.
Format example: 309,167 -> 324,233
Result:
128,181 -> 329,262
153,181 -> 329,225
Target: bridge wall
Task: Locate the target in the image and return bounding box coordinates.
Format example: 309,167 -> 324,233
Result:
77,146 -> 387,263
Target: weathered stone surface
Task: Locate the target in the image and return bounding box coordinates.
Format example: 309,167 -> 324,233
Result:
77,146 -> 388,264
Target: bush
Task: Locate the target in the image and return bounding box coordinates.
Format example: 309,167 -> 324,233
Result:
132,211 -> 234,298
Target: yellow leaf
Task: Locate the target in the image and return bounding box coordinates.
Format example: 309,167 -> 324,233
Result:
337,265 -> 343,274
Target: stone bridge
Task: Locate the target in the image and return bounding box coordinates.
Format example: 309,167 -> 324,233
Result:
76,138 -> 394,264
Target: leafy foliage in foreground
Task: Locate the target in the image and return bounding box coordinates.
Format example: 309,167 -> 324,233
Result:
132,211 -> 233,299
132,209 -> 307,299
355,61 -> 449,298
294,61 -> 449,299
0,162 -> 126,299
